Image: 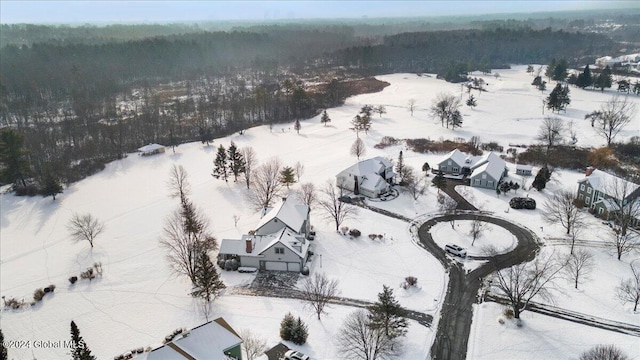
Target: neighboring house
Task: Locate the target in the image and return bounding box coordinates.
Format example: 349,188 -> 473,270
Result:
219,196 -> 312,272
138,143 -> 166,156
577,167 -> 640,225
135,317 -> 243,360
437,149 -> 507,189
515,164 -> 533,176
469,152 -> 507,190
336,157 -> 395,198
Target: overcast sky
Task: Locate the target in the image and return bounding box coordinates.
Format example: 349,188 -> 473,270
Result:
1,1 -> 638,24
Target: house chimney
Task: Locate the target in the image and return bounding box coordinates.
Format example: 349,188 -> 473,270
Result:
245,238 -> 253,253
585,166 -> 595,177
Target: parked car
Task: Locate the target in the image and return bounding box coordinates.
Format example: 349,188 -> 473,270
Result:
509,197 -> 536,210
338,195 -> 351,203
284,350 -> 310,360
445,244 -> 467,258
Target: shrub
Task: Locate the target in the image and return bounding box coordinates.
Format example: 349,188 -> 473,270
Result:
301,266 -> 310,276
4,297 -> 25,310
374,136 -> 399,149
377,234 -> 384,240
503,308 -> 514,319
33,288 -> 46,302
498,318 -> 505,324
349,229 -> 361,237
573,198 -> 586,208
80,267 -> 95,280
217,259 -> 226,268
368,234 -> 377,240
340,226 -> 349,235
481,141 -> 504,152
405,276 -> 418,287
69,276 -> 78,284
43,284 -> 56,293
224,260 -> 234,271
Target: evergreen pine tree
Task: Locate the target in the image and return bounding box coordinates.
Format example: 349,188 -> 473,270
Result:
449,109 -> 463,129
291,317 -> 309,345
545,59 -> 556,80
596,66 -> 613,91
191,251 -> 225,302
279,166 -> 296,189
531,76 -> 542,87
70,321 -> 96,360
396,151 -> 405,185
576,65 -> 592,89
532,166 -> 552,191
0,129 -> 30,187
279,313 -> 296,341
41,171 -> 63,200
422,162 -> 431,174
1,328 -> 8,360
466,94 -> 477,108
294,119 -> 301,134
367,285 -> 408,339
226,142 -> 245,182
320,110 -> 331,126
552,59 -> 568,81
546,83 -> 570,113
433,171 -> 446,189
212,145 -> 228,181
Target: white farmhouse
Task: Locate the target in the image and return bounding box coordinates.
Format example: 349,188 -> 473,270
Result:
336,156 -> 395,198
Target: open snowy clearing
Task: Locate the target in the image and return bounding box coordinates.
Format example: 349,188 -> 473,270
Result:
1,65 -> 639,359
430,220 -> 517,257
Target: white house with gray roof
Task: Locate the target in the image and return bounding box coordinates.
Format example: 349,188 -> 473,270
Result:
219,196 -> 311,272
336,156 -> 395,198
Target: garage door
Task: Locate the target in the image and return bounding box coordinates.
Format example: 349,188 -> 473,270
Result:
265,261 -> 287,271
287,263 -> 301,272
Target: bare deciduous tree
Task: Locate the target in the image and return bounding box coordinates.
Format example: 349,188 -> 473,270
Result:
608,226 -> 636,261
563,248 -> 594,289
579,344 -> 629,360
616,264 -> 640,312
430,93 -> 461,129
541,190 -> 586,236
402,166 -> 425,201
469,217 -> 486,246
294,161 -> 305,182
240,329 -> 267,360
301,272 -> 340,320
67,213 -> 105,248
318,180 -> 358,231
298,182 -> 317,208
351,138 -> 366,160
408,98 -> 416,117
537,117 -> 565,167
604,178 -> 640,240
589,96 -> 637,146
248,157 -> 283,210
168,164 -> 190,201
337,309 -> 401,360
241,146 -> 257,190
490,253 -> 565,319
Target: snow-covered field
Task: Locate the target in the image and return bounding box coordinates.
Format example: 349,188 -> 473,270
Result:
1,65 -> 639,359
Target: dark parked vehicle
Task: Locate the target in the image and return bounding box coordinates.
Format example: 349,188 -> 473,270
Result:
509,197 -> 536,210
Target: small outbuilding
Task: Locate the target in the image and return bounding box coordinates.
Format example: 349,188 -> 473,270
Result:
515,164 -> 533,176
137,143 -> 166,156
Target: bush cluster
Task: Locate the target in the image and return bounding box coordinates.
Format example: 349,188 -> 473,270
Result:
348,229 -> 361,238
374,136 -> 399,149
280,312 -> 308,345
401,276 -> 418,289
368,234 -> 384,240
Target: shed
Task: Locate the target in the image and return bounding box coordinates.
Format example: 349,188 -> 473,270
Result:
138,143 -> 166,156
515,164 -> 533,176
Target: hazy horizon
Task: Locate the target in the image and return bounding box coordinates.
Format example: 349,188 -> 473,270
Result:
2,0 -> 639,25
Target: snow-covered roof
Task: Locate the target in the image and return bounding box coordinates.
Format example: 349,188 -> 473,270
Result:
137,143 -> 165,153
578,169 -> 640,199
256,197 -> 308,234
138,318 -> 241,360
593,198 -> 620,211
438,149 -> 467,166
470,152 -> 503,170
516,164 -> 533,171
220,228 -> 308,259
470,153 -> 506,180
340,156 -> 392,178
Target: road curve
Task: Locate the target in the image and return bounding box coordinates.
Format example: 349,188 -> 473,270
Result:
417,213 -> 541,360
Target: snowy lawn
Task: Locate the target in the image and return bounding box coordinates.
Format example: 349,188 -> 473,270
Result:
468,302 -> 640,360
430,220 -> 517,257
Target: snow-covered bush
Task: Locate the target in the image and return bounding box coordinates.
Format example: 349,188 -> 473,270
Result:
33,288 -> 46,302
68,276 -> 78,284
349,229 -> 361,237
3,297 -> 25,310
503,308 -> 514,319
43,284 -> 55,293
80,267 -> 95,280
301,266 -> 310,276
340,226 -> 349,235
405,276 -> 418,287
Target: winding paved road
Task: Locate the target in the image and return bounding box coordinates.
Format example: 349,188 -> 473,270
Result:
418,213 -> 541,360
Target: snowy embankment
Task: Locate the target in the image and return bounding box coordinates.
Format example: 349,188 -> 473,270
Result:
2,65 -> 639,359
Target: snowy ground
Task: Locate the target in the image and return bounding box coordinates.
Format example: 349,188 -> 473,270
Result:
1,65 -> 639,359
430,220 -> 517,256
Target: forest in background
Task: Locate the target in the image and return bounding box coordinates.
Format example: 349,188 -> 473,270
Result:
0,11 -> 639,196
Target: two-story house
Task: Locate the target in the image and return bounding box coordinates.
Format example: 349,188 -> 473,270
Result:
336,156 -> 395,198
436,149 -> 507,190
219,196 -> 312,272
577,167 -> 640,226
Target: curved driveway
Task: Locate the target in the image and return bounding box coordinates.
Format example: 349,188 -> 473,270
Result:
418,213 -> 541,360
